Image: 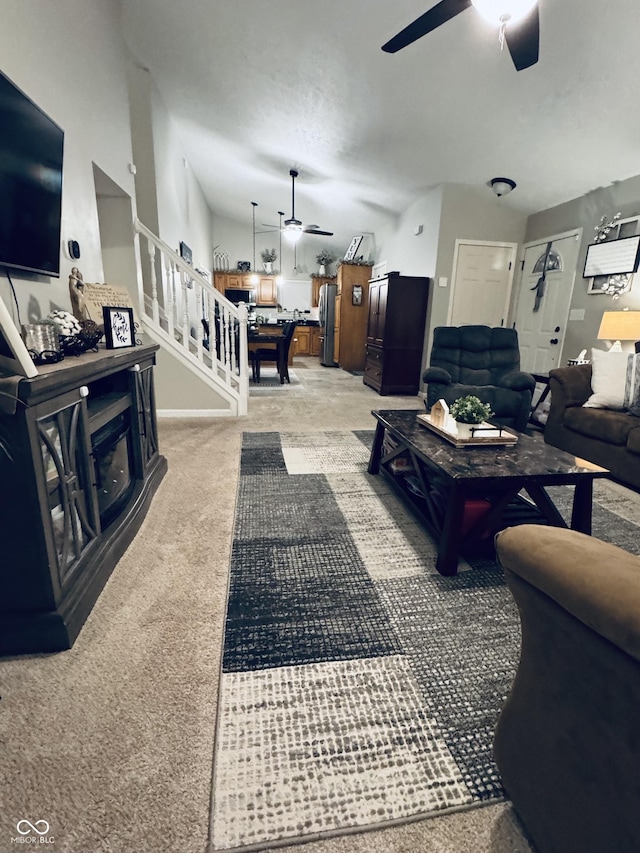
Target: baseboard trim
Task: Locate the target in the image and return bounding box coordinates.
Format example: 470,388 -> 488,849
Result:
157,408 -> 234,418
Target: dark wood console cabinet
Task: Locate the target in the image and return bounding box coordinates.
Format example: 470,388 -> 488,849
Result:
0,343 -> 167,655
364,273 -> 431,395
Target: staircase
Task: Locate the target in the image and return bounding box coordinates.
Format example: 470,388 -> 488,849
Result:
133,219 -> 249,416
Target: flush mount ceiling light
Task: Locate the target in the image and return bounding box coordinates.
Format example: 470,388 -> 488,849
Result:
491,177 -> 517,197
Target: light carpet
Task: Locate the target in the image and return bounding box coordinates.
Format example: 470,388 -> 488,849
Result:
211,430 -> 523,852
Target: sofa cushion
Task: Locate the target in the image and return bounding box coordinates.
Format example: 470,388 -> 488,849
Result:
564,406 -> 638,446
627,426 -> 640,456
583,348 -> 632,409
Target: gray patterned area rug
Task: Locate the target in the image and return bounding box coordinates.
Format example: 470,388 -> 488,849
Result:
210,430 -> 640,852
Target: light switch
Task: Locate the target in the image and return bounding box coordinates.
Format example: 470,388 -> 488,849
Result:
438,277 -> 448,288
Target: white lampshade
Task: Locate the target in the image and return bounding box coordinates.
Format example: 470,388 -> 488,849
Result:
283,224 -> 303,245
471,0 -> 537,25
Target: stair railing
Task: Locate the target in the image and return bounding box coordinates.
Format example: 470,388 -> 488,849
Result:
133,218 -> 248,415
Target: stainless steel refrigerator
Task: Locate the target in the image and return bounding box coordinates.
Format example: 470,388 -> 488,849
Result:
318,283 -> 337,366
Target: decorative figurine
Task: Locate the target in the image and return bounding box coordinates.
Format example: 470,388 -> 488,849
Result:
68,266 -> 91,322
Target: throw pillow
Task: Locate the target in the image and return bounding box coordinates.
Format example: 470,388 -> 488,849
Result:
583,348 -> 630,409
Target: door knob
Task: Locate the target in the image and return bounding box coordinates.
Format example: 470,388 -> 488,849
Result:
550,338 -> 559,345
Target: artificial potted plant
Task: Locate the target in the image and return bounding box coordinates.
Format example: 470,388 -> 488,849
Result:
449,395 -> 493,439
261,248 -> 277,274
316,248 -> 335,275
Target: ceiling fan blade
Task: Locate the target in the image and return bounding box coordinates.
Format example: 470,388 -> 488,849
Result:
504,3 -> 539,71
304,228 -> 334,236
382,0 -> 471,53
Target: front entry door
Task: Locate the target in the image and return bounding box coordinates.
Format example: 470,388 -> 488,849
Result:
513,231 -> 581,374
449,241 -> 517,327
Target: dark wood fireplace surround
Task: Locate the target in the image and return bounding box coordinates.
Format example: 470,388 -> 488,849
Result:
0,343 -> 167,655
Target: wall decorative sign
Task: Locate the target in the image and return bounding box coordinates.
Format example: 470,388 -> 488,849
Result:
344,235 -> 364,262
352,284 -> 363,305
587,214 -> 640,297
102,306 -> 136,349
82,283 -> 134,325
583,235 -> 640,278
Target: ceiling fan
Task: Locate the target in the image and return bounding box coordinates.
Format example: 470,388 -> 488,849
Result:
259,170 -> 334,245
382,0 -> 540,71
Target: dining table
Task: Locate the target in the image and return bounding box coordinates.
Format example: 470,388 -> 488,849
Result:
248,328 -> 287,382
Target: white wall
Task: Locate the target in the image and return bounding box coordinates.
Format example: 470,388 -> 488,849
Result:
151,87 -> 213,273
378,187 -> 443,280
0,0 -> 136,321
525,174 -> 640,364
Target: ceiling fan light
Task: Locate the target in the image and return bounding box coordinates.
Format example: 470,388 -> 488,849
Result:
490,177 -> 516,196
283,224 -> 303,245
471,0 -> 537,25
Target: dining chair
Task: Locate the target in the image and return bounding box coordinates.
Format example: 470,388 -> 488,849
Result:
251,321 -> 297,383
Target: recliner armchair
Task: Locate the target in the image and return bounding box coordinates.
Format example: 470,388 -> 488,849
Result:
422,325 -> 535,432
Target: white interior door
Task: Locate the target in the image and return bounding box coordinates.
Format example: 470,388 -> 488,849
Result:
513,231 -> 581,374
448,241 -> 517,327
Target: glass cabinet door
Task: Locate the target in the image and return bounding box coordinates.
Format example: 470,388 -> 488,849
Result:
37,396 -> 98,587
132,364 -> 159,472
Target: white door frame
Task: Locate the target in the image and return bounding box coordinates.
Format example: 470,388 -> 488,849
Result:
511,228 -> 582,363
447,239 -> 519,326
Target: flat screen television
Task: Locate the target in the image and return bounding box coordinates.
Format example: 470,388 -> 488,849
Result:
0,70 -> 64,277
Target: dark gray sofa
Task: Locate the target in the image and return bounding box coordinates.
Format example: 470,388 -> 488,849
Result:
545,363 -> 640,490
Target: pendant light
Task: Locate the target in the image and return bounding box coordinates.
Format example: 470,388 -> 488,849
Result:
276,211 -> 284,285
249,202 -> 259,285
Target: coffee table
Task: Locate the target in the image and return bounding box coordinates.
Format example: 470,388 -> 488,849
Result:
368,409 -> 609,576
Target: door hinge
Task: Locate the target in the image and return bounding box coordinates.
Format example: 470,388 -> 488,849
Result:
520,260 -> 525,271
509,261 -> 512,270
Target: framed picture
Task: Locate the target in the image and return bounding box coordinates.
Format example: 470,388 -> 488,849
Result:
179,241 -> 193,265
0,297 -> 38,377
102,306 -> 136,349
352,284 -> 363,305
344,235 -> 364,262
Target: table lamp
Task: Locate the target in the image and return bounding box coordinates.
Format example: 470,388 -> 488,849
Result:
597,310 -> 640,352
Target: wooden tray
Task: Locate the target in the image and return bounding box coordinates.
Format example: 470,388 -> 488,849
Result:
416,413 -> 519,447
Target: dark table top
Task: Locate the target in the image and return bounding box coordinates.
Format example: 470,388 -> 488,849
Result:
372,409 -> 609,485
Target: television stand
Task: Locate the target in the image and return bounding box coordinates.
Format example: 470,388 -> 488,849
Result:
0,343 -> 167,655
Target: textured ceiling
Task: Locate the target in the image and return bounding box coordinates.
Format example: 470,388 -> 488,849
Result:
121,0 -> 640,246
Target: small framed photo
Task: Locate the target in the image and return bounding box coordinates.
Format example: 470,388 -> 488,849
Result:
352,284 -> 363,305
344,235 -> 364,262
179,241 -> 193,265
102,306 -> 136,349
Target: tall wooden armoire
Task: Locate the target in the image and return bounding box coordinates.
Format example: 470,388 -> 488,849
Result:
364,272 -> 431,395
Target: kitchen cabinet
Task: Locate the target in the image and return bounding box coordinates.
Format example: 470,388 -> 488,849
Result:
213,272 -> 227,293
293,325 -> 311,356
310,326 -> 321,357
256,275 -> 277,306
364,272 -> 431,395
311,275 -> 336,307
334,264 -> 372,371
0,344 -> 167,654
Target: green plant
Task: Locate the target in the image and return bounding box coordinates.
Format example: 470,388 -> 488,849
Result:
316,248 -> 334,266
449,395 -> 492,424
261,248 -> 277,262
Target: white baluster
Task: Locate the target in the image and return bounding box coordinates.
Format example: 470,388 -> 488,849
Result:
182,272 -> 190,350
162,255 -> 172,336
196,284 -> 204,361
237,302 -> 249,415
147,236 -> 160,324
